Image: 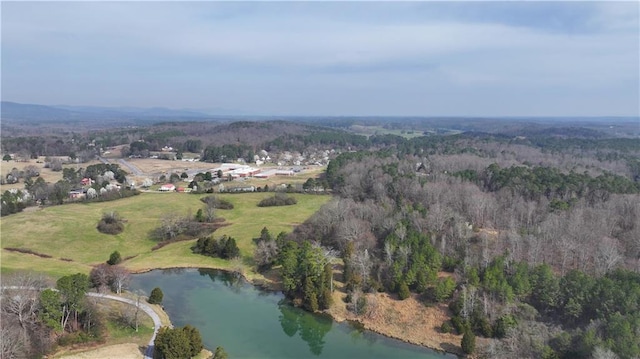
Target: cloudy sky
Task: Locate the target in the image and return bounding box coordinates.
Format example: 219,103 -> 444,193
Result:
2,1 -> 638,116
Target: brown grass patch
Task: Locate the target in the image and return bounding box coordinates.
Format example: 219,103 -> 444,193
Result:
54,343 -> 143,359
333,292 -> 464,356
325,269 -> 469,356
125,158 -> 217,175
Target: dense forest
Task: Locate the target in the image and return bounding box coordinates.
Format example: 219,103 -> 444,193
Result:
241,119 -> 639,358
2,115 -> 639,357
277,136 -> 640,358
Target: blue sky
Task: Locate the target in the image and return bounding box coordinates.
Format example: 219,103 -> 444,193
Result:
2,1 -> 638,116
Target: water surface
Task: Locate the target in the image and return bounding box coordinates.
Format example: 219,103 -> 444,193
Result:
130,268 -> 456,359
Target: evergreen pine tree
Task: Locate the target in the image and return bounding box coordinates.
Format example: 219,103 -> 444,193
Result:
148,287 -> 164,305
107,250 -> 122,265
461,328 -> 476,354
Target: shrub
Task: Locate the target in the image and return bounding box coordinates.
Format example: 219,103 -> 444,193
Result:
97,211 -> 125,235
153,325 -> 203,359
148,287 -> 164,305
107,251 -> 122,265
192,235 -> 239,259
441,321 -> 453,334
397,281 -> 411,300
195,209 -> 204,222
257,193 -> 297,207
320,288 -> 333,310
155,326 -> 191,359
213,346 -> 229,359
434,277 -> 456,302
493,314 -> 517,338
151,214 -> 206,242
183,324 -> 203,357
356,296 -> 367,315
474,315 -> 493,337
442,256 -> 459,272
451,315 -> 469,334
200,195 -> 234,209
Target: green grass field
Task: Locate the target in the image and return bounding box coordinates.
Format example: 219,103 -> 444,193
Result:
350,124 -> 427,139
0,192 -> 331,279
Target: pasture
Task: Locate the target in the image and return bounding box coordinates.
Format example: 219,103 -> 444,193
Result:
0,192 -> 331,279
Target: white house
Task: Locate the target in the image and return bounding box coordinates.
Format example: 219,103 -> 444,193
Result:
159,184 -> 176,192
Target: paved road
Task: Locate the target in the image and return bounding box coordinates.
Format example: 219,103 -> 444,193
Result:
97,156 -> 110,164
1,287 -> 163,359
118,159 -> 143,176
87,292 -> 162,359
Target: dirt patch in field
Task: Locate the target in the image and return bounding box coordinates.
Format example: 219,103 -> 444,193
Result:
55,344 -> 213,359
55,343 -> 143,359
125,158 -> 216,175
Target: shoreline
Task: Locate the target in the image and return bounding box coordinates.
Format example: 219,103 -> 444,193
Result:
129,265 -> 462,358
331,315 -> 460,358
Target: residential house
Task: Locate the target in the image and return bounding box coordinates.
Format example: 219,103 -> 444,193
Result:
159,184 -> 176,192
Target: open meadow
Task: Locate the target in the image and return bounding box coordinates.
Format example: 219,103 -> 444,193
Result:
241,165 -> 326,189
0,192 -> 331,279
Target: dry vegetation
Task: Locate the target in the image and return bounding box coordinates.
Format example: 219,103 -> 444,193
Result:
125,158 -> 216,176
55,343 -> 144,359
324,266 -> 467,355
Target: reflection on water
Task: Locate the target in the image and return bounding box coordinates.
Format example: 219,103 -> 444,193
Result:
197,268 -> 243,291
278,300 -> 332,355
130,268 -> 456,359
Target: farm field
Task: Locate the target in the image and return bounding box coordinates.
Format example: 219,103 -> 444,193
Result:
240,165 -> 326,189
349,124 -> 426,139
0,192 -> 331,279
124,157 -> 217,176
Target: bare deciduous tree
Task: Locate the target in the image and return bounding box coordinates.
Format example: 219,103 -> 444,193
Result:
254,240 -> 279,270
109,265 -> 130,294
592,346 -> 621,359
353,248 -> 373,287
89,264 -> 112,293
594,237 -> 622,275
1,272 -> 50,358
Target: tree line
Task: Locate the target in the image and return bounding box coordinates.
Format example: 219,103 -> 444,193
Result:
285,143 -> 639,358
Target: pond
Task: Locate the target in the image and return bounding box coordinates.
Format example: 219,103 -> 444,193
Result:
130,268 -> 457,359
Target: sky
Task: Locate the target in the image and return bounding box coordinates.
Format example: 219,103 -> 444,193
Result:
1,1 -> 639,117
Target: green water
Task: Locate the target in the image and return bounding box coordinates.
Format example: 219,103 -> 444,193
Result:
130,268 -> 456,359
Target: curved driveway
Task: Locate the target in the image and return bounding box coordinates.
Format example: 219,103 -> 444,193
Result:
86,292 -> 162,359
1,287 -> 163,359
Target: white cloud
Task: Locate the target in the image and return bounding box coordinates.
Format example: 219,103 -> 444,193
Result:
1,1 -> 637,115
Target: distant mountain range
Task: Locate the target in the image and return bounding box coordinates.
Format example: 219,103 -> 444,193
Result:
0,101 -> 244,123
